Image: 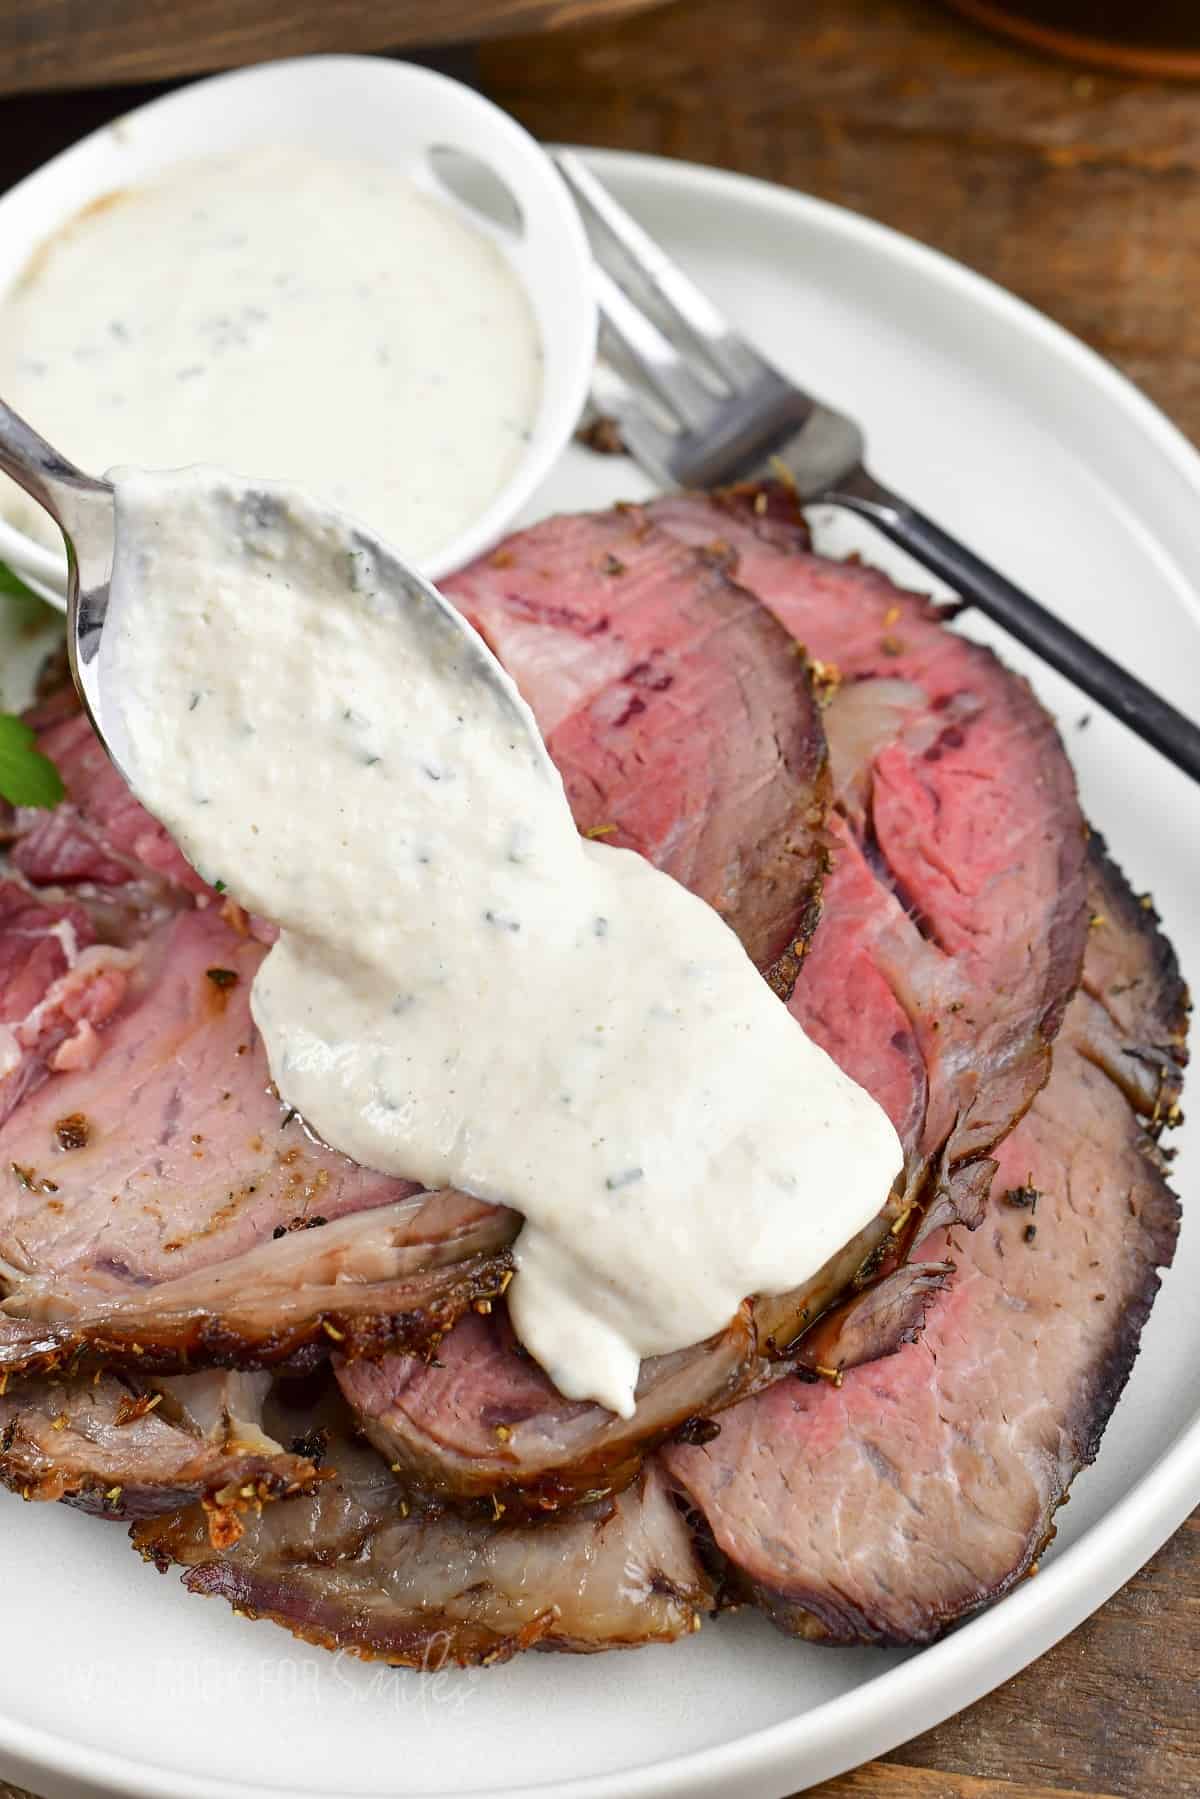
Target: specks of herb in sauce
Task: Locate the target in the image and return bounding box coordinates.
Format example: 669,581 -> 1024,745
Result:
483,909 -> 521,933
605,1166 -> 645,1192
205,967 -> 239,990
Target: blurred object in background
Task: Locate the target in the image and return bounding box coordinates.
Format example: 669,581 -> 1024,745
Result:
947,0 -> 1200,75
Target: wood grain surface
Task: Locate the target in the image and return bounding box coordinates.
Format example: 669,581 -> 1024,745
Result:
0,2 -> 1197,1796
483,0 -> 1200,445
0,0 -> 667,96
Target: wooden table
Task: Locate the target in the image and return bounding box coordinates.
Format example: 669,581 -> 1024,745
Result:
1,2 -> 1197,1794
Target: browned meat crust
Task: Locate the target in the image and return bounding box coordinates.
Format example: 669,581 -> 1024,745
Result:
132,1383 -> 714,1664
0,1368 -> 320,1528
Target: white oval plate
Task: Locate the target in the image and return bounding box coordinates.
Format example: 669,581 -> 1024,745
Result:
0,148 -> 1197,1799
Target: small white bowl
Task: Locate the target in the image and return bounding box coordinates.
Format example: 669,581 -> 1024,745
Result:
0,55 -> 597,604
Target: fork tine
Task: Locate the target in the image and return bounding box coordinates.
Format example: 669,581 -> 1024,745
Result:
604,397 -> 680,488
554,150 -> 769,392
581,297 -> 682,483
593,265 -> 716,432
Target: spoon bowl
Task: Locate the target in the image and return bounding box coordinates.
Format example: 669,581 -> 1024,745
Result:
0,398 -> 555,796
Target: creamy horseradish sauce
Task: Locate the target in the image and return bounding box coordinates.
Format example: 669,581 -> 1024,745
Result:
101,470 -> 903,1417
0,147 -> 541,564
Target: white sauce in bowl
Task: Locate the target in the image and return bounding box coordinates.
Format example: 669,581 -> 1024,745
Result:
0,147 -> 541,567
101,468 -> 903,1418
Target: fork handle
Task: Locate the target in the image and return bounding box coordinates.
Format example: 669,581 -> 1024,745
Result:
832,470 -> 1200,785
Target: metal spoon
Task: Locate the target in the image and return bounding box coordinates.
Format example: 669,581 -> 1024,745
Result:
0,396 -> 555,790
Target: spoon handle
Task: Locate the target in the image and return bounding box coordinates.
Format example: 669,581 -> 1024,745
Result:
0,397 -> 111,544
0,396 -> 116,753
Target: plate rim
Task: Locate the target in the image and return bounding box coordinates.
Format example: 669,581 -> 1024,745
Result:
1,142 -> 1198,1799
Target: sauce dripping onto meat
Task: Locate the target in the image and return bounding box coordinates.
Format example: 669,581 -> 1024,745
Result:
100,468 -> 902,1416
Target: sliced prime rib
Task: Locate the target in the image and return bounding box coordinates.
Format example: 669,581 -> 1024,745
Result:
443,503 -> 829,976
337,1250 -> 947,1521
665,837 -> 1186,1644
0,1367 -> 320,1529
0,905 -> 518,1378
0,524 -> 831,1386
137,838 -> 1184,1663
337,492 -> 1088,1514
133,1381 -> 714,1664
2,703 -> 518,1378
649,489 -> 1090,1229
12,688 -> 207,909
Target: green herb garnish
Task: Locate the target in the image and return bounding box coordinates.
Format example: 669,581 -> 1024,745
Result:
0,713 -> 63,809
